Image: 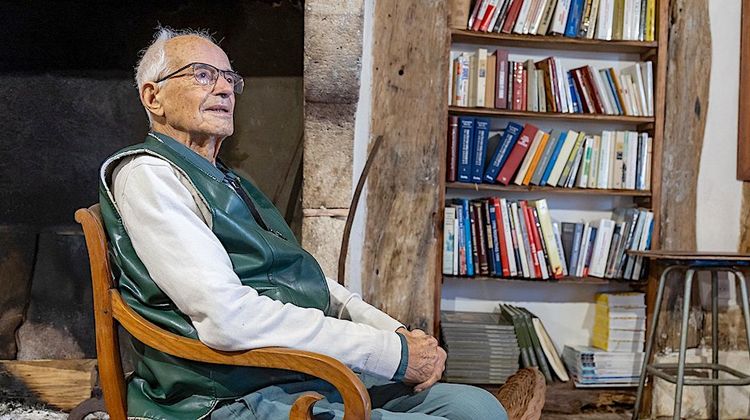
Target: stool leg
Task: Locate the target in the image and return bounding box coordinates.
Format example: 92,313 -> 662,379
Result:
633,265 -> 677,420
673,269 -> 695,420
733,270 -> 750,370
711,270 -> 719,420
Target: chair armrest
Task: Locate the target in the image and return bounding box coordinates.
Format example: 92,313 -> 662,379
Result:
109,290 -> 371,420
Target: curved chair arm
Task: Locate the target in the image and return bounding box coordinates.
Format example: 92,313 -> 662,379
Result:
109,290 -> 371,419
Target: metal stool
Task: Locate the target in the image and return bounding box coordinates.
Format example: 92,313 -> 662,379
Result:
631,251 -> 750,420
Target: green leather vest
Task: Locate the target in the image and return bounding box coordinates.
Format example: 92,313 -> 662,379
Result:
99,132 -> 331,419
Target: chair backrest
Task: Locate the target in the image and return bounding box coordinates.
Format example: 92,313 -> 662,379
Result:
75,204 -> 128,420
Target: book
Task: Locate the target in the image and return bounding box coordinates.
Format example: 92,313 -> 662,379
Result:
514,129 -> 546,185
447,116 -> 459,182
484,122 -> 524,182
457,117 -> 475,182
532,317 -> 570,381
471,118 -> 491,182
534,199 -> 565,278
497,124 -> 538,185
546,130 -> 578,186
443,207 -> 457,275
495,49 -> 510,109
588,218 -> 615,277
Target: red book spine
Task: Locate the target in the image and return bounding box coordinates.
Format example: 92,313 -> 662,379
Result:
571,69 -> 594,113
548,57 -> 562,113
581,67 -> 604,114
469,203 -> 480,274
472,0 -> 491,31
479,0 -> 498,32
493,198 -> 511,277
474,202 -> 489,275
501,0 -> 524,33
521,67 -> 528,111
495,50 -> 509,109
447,116 -> 459,182
520,201 -> 542,278
467,0 -> 485,29
496,124 -> 538,185
525,204 -> 546,278
513,62 -> 524,111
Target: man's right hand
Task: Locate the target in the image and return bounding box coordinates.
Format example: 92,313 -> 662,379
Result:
399,329 -> 440,385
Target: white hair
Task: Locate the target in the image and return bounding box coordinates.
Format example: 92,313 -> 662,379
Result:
134,26 -> 217,125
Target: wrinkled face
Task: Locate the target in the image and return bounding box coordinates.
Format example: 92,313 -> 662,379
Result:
157,36 -> 235,138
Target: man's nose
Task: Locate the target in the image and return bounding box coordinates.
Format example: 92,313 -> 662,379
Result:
213,75 -> 234,97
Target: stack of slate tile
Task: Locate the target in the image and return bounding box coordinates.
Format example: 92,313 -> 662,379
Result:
440,311 -> 520,384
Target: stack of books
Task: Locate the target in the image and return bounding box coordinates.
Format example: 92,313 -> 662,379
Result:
440,311 -> 521,384
442,199 -> 653,280
450,49 -> 653,117
592,292 -> 646,351
460,0 -> 656,42
561,293 -> 646,387
447,120 -> 652,191
562,344 -> 644,387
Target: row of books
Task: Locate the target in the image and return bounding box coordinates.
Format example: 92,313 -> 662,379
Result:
460,0 -> 656,42
448,118 -> 652,190
450,49 -> 654,117
563,344 -> 644,387
442,198 -> 653,280
592,292 -> 646,352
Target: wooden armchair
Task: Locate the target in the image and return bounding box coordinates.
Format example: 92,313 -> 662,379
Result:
75,204 -> 371,420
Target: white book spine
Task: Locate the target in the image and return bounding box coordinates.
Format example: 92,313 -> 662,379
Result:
590,219 -> 615,277
597,132 -> 611,189
576,223 -> 591,277
550,0 -> 572,34
487,0 -> 504,32
514,0 -> 535,34
589,66 -> 614,114
476,49 -> 488,107
596,0 -> 613,40
511,202 -> 531,278
626,131 -> 638,189
553,222 -> 569,276
586,0 -> 602,39
443,207 -> 456,275
530,0 -> 549,34
588,135 -> 601,188
499,199 -> 517,276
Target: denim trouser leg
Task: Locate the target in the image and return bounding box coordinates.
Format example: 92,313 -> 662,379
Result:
211,373 -> 508,420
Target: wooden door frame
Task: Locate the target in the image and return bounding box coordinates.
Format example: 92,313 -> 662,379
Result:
738,0 -> 750,179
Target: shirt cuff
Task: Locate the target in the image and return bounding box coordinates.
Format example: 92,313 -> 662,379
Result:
391,332 -> 409,382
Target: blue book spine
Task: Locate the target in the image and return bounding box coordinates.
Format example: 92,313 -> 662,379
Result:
457,117 -> 475,182
462,199 -> 474,276
584,227 -> 598,271
472,119 -> 491,182
488,204 -> 503,275
564,0 -> 584,38
603,70 -> 623,114
483,122 -> 524,183
568,73 -> 582,113
569,222 -> 584,274
541,131 -> 568,185
456,204 -> 466,275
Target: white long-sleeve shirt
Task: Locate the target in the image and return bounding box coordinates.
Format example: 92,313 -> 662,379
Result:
110,154 -> 404,379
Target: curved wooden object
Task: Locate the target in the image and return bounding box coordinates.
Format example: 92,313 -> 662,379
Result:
75,205 -> 371,420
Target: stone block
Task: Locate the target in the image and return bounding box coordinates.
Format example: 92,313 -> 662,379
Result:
304,13 -> 363,103
303,103 -> 355,209
306,0 -> 363,16
301,216 -> 346,279
0,226 -> 36,359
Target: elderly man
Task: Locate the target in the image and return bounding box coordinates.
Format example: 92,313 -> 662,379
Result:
99,28 -> 540,419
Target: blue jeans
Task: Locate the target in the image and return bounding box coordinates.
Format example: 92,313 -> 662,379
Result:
211,373 -> 508,420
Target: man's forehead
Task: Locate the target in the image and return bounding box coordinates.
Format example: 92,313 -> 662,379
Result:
165,36 -> 232,70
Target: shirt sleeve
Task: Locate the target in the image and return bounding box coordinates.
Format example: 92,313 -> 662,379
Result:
325,277 -> 405,332
112,156 -> 402,380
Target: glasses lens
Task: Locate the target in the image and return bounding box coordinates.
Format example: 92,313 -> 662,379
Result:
193,64 -> 218,86
232,76 -> 244,95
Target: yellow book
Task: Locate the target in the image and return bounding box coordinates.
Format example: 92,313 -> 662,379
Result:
533,199 -> 564,278
645,0 -> 655,42
523,132 -> 550,185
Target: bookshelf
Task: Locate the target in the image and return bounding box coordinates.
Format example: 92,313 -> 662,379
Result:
434,0 -> 669,364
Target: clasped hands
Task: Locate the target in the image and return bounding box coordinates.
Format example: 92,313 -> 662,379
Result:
395,327 -> 447,393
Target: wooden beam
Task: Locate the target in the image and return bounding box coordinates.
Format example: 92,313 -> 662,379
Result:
362,0 -> 450,332
738,0 -> 750,180
0,359 -> 96,411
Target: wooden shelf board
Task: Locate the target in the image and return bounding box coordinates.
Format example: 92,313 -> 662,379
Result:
451,29 -> 657,53
448,106 -> 655,124
444,275 -> 645,285
446,182 -> 652,197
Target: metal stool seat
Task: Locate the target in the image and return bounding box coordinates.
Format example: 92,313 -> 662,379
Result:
631,251 -> 750,420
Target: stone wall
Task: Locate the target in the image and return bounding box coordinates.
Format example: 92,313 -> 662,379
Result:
302,0 -> 365,278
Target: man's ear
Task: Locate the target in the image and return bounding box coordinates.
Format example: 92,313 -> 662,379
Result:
140,82 -> 165,119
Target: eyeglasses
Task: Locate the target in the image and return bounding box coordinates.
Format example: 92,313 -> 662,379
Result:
155,62 -> 244,94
